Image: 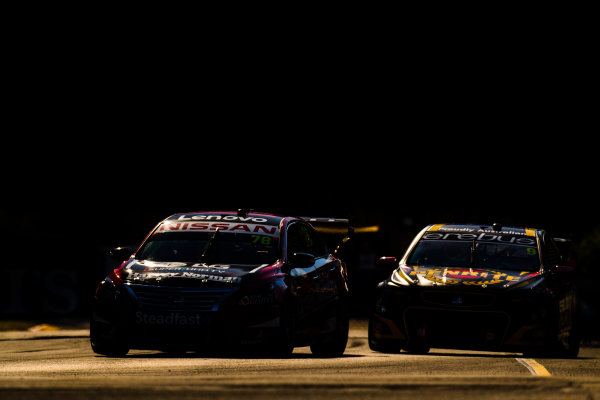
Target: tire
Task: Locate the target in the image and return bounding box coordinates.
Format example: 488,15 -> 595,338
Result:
310,300 -> 349,357
265,326 -> 294,357
403,343 -> 431,354
523,322 -> 581,359
90,318 -> 129,357
369,340 -> 401,353
561,331 -> 580,359
266,305 -> 294,357
560,314 -> 581,359
368,319 -> 401,353
266,342 -> 294,357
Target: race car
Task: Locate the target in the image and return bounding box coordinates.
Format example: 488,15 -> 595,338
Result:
91,210 -> 350,357
369,223 -> 580,357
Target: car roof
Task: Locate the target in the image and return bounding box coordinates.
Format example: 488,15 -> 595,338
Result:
165,211 -> 291,226
426,223 -> 539,237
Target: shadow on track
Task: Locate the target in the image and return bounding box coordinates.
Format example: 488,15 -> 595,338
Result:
97,351 -> 364,360
423,350 -> 594,360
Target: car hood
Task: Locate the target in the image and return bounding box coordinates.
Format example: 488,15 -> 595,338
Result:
400,264 -> 541,289
121,260 -> 271,285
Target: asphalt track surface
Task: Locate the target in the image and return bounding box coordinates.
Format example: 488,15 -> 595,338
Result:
1,320 -> 599,400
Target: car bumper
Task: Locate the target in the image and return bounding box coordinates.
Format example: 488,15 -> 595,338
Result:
369,283 -> 556,352
92,283 -> 286,350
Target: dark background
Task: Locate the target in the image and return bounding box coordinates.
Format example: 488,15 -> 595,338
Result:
2,127 -> 598,332
1,16 -> 597,340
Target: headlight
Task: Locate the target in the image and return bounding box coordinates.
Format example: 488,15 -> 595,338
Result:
95,279 -> 117,302
390,267 -> 414,286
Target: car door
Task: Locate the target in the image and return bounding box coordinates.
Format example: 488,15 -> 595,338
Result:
285,221 -> 338,340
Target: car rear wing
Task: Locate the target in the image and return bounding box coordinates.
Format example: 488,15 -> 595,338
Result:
302,217 -> 380,235
302,217 -> 353,235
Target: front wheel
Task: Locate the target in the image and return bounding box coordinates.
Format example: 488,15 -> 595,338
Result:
310,300 -> 349,357
90,317 -> 129,357
368,318 -> 401,353
523,320 -> 581,359
402,343 -> 431,354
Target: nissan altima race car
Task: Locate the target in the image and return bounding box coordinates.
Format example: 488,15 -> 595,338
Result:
91,211 -> 350,357
369,223 -> 580,357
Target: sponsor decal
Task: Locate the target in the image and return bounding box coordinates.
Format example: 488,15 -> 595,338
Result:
428,224 -> 535,237
124,262 -> 243,283
407,266 -> 533,286
422,232 -> 536,245
128,270 -> 242,284
176,214 -> 269,223
133,261 -> 231,270
135,311 -> 204,325
156,221 -> 277,235
239,293 -> 275,306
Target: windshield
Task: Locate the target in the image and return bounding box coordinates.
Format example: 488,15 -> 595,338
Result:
136,231 -> 279,266
406,240 -> 540,272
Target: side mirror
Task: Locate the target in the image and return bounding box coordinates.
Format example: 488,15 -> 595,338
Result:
376,256 -> 398,271
109,247 -> 132,262
289,252 -> 316,269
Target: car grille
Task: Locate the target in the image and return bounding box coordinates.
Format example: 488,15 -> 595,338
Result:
404,307 -> 509,348
421,291 -> 495,307
126,284 -> 236,312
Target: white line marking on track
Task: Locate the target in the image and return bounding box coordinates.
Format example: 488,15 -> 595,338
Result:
515,358 -> 551,376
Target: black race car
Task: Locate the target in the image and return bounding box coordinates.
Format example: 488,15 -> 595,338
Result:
369,223 -> 580,357
91,210 -> 350,356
